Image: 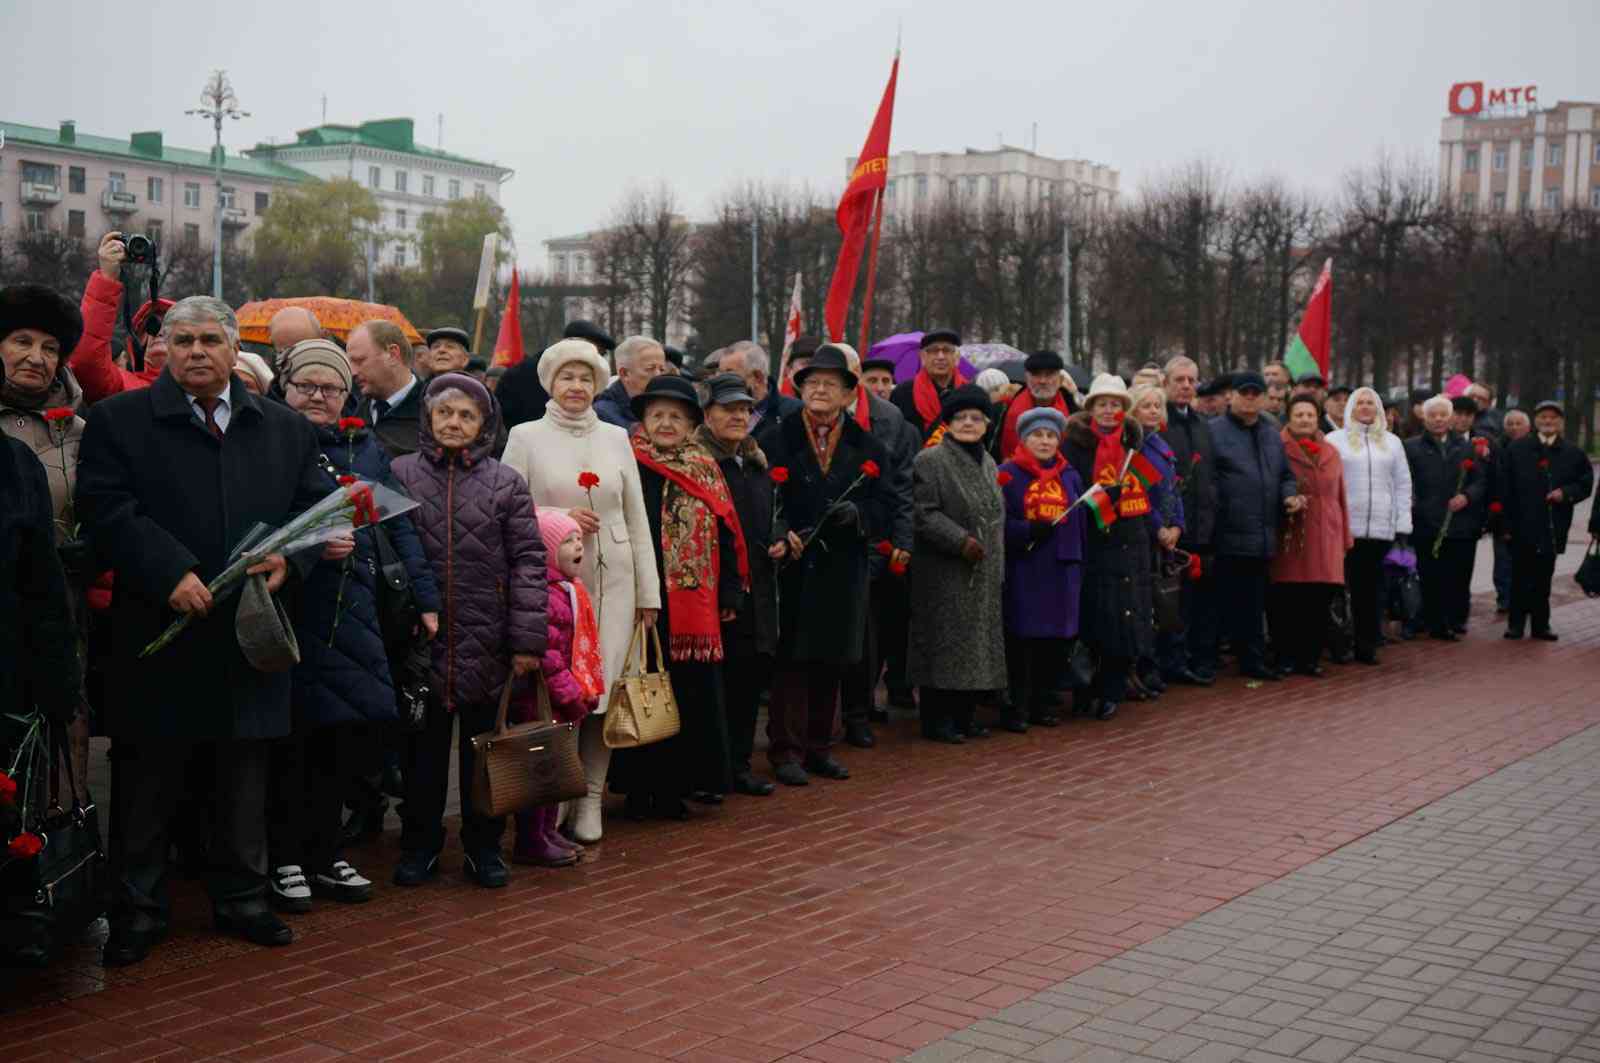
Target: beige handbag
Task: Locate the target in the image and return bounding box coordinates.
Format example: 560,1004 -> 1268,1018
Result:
469,672 -> 586,817
602,620 -> 681,749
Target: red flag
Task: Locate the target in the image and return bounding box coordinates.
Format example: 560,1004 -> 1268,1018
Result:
824,54 -> 899,342
492,268 -> 525,367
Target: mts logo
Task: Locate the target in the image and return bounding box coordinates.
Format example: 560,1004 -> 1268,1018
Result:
1449,82 -> 1539,115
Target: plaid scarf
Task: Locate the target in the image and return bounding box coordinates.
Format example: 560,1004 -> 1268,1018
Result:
631,437 -> 751,661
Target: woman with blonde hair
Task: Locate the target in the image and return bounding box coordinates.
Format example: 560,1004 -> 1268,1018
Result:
501,339 -> 661,842
1326,386 -> 1411,664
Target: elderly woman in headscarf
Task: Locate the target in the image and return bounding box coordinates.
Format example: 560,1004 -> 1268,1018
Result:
265,339 -> 439,910
390,373 -> 546,890
608,375 -> 747,821
1327,385 -> 1412,664
501,339 -> 660,843
1060,374 -> 1155,721
908,384 -> 1007,743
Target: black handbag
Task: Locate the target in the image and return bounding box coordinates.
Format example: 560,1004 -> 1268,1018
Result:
371,524 -> 420,654
1153,553 -> 1186,634
0,719 -> 105,967
1392,569 -> 1423,623
1063,640 -> 1095,689
1576,540 -> 1600,598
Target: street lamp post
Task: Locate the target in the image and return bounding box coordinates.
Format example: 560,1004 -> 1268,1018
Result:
187,71 -> 249,299
1061,184 -> 1098,362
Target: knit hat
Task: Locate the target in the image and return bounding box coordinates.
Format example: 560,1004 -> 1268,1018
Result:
537,337 -> 611,393
538,508 -> 582,560
940,383 -> 993,422
1017,406 -> 1069,439
282,338 -> 352,394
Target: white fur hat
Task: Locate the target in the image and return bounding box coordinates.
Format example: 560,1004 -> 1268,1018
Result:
537,338 -> 612,394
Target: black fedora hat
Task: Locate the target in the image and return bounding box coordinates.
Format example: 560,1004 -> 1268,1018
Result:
631,374 -> 703,422
793,343 -> 859,391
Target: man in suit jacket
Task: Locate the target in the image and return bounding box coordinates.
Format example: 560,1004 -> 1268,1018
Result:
348,319 -> 423,458
75,296 -> 329,967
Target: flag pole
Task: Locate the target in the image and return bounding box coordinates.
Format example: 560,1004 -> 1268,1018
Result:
857,186 -> 886,354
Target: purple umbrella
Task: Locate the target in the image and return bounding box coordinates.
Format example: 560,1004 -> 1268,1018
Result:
868,331 -> 980,384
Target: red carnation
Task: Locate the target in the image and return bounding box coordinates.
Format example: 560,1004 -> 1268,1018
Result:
1489,501 -> 1504,514
0,770 -> 14,803
7,832 -> 43,860
42,407 -> 74,423
996,471 -> 1013,487
875,540 -> 894,557
1538,459 -> 1550,470
1191,452 -> 1203,464
1186,552 -> 1203,581
768,467 -> 789,485
1473,437 -> 1490,457
888,558 -> 908,576
337,474 -> 358,486
860,460 -> 881,480
338,416 -> 366,432
1300,440 -> 1320,456
578,471 -> 600,489
1460,458 -> 1474,471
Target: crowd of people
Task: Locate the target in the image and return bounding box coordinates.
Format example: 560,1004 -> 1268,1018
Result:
2,229 -> 1596,971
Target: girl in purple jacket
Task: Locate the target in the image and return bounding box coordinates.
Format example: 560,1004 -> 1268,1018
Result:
512,510 -> 603,867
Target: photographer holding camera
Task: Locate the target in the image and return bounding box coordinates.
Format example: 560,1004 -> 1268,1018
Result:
68,231 -> 172,405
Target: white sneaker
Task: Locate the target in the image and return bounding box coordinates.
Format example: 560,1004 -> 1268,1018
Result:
270,865 -> 312,912
312,860 -> 373,904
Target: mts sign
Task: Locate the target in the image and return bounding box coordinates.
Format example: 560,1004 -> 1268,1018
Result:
1449,82 -> 1538,115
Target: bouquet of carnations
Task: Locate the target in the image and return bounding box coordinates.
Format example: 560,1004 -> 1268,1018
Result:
139,479 -> 419,658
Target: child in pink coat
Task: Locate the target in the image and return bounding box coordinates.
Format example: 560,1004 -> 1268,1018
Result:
512,509 -> 604,866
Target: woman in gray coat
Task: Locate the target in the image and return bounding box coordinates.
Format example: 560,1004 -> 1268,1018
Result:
908,385 -> 1007,743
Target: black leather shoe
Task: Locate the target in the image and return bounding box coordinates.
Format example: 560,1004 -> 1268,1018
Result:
774,762 -> 810,787
962,722 -> 992,739
392,849 -> 440,887
214,909 -> 294,947
1141,674 -> 1168,694
1028,712 -> 1060,728
1532,629 -> 1559,641
927,724 -> 965,744
1503,628 -> 1523,640
102,919 -> 168,967
463,851 -> 509,888
1166,668 -> 1214,687
1002,716 -> 1028,734
845,721 -> 876,748
340,798 -> 388,848
1094,700 -> 1119,721
732,772 -> 775,797
804,755 -> 851,780
1241,667 -> 1282,682
689,790 -> 724,805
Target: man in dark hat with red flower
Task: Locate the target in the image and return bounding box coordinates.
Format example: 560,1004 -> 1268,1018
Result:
1496,399 -> 1593,640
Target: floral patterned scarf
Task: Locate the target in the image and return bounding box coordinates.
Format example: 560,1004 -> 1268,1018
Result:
631,436 -> 751,661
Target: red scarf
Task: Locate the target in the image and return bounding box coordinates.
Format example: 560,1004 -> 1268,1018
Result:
1090,417 -> 1149,518
565,580 -> 605,700
999,392 -> 1071,457
1009,447 -> 1070,521
631,437 -> 751,662
912,366 -> 968,433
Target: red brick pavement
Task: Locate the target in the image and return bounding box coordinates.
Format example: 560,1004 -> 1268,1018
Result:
6,587 -> 1599,1062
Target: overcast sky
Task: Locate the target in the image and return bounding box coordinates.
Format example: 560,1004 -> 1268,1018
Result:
4,0 -> 1592,267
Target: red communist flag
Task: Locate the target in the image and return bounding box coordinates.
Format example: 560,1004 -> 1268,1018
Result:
492,267 -> 526,368
823,55 -> 900,342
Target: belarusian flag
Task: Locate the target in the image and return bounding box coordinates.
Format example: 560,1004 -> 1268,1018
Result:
1128,451 -> 1163,490
1081,483 -> 1118,531
1283,258 -> 1332,381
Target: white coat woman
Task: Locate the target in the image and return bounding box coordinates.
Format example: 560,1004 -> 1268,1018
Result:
1326,386 -> 1412,665
501,339 -> 661,841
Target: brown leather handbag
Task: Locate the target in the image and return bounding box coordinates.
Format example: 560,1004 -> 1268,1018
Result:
469,672 -> 586,817
601,620 -> 681,749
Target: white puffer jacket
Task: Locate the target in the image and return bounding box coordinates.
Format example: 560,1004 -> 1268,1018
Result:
1327,387 -> 1413,541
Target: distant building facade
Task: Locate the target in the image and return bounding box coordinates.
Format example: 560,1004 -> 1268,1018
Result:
851,146 -> 1120,220
543,227 -> 695,348
246,118 -> 513,269
0,118 -> 307,252
1439,94 -> 1600,213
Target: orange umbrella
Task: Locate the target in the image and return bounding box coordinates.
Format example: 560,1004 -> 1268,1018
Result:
234,297 -> 424,348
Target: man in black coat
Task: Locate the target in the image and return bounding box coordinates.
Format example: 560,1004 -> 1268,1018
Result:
761,345 -> 891,786
1158,356 -> 1219,684
836,344 -> 918,748
1403,395 -> 1486,642
1498,400 -> 1594,640
348,319 -> 423,458
890,329 -> 965,441
1207,372 -> 1302,679
75,296 -> 329,966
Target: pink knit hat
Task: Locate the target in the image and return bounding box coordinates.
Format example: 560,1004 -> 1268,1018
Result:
538,508 -> 581,560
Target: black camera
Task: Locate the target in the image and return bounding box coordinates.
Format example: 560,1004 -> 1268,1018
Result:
121,233 -> 158,266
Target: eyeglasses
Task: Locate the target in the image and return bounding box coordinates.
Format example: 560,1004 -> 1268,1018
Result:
288,381 -> 349,401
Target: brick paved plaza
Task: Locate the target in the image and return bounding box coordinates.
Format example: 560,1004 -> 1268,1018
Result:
5,530 -> 1599,1062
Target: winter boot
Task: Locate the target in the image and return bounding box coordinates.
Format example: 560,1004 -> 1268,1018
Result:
571,715 -> 611,844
